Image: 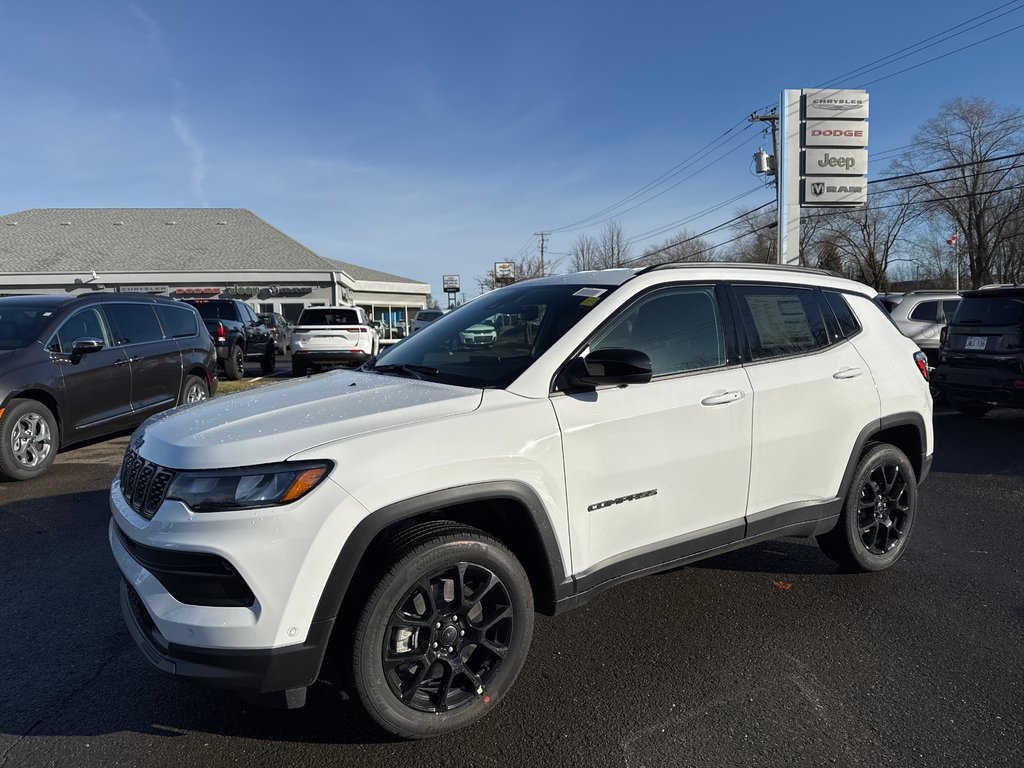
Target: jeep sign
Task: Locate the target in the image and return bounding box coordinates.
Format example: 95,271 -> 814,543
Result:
801,176 -> 868,205
804,120 -> 869,147
804,148 -> 868,176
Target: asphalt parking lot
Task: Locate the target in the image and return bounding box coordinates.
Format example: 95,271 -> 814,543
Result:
0,402 -> 1020,768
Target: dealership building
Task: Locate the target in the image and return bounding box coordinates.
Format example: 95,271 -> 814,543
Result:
0,208 -> 431,333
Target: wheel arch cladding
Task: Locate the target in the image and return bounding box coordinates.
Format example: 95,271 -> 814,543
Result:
314,482 -> 567,624
839,413 -> 927,504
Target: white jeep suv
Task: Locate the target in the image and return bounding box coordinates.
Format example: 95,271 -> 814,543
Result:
109,264 -> 933,739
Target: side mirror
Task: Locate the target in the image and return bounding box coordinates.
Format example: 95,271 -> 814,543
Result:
562,348 -> 652,389
70,337 -> 104,362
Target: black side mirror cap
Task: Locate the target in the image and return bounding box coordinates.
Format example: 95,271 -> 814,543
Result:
562,348 -> 653,389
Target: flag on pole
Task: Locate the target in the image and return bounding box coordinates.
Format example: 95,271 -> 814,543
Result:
946,234 -> 958,245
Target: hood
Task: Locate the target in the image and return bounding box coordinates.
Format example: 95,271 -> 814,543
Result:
135,370 -> 482,469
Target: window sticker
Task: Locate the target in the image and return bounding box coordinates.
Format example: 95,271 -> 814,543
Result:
579,296 -> 602,307
573,288 -> 607,298
746,296 -> 814,347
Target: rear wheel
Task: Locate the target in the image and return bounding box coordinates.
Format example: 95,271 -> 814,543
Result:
224,345 -> 245,380
0,399 -> 58,481
350,524 -> 534,739
180,375 -> 209,404
817,443 -> 917,572
291,359 -> 307,377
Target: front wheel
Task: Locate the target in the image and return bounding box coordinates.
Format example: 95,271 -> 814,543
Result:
351,525 -> 534,739
817,443 -> 917,572
0,399 -> 59,481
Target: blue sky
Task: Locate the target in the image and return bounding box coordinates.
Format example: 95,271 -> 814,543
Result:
2,0 -> 1023,299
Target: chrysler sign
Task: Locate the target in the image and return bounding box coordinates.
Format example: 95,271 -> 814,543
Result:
803,89 -> 869,120
804,148 -> 868,176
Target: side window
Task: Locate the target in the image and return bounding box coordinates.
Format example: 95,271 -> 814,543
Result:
105,303 -> 164,345
156,304 -> 199,339
591,286 -> 726,377
245,304 -> 260,324
51,308 -> 112,353
733,284 -> 829,360
940,299 -> 960,322
908,301 -> 938,322
822,290 -> 861,340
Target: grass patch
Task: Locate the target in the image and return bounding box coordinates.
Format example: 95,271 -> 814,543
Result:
215,378 -> 276,396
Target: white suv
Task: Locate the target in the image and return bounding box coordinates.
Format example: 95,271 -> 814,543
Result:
109,264 -> 933,739
289,305 -> 379,376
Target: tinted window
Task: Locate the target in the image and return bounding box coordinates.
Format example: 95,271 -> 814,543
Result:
105,303 -> 164,344
953,295 -> 1024,326
940,299 -> 960,321
733,285 -> 828,360
299,308 -> 360,325
0,304 -> 58,350
416,311 -> 444,322
157,304 -> 199,338
823,290 -> 861,339
52,307 -> 113,353
591,286 -> 725,376
189,301 -> 239,321
908,301 -> 938,322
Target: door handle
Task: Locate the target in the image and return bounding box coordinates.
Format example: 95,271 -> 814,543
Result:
113,358 -> 131,366
701,390 -> 744,406
833,367 -> 863,380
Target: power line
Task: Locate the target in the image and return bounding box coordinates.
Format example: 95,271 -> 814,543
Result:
625,185 -> 765,246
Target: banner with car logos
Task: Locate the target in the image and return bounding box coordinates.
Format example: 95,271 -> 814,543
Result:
799,89 -> 868,207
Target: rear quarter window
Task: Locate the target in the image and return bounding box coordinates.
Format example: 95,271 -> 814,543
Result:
822,290 -> 861,340
157,304 -> 200,338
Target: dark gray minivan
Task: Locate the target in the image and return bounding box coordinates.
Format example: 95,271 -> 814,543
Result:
0,293 -> 217,480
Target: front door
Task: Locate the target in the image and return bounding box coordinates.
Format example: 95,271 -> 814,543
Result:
552,285 -> 752,577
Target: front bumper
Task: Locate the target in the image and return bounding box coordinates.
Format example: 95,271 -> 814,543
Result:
120,578 -> 332,706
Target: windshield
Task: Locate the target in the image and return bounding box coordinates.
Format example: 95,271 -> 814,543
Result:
369,282 -> 610,388
0,305 -> 58,350
953,295 -> 1024,326
298,308 -> 360,326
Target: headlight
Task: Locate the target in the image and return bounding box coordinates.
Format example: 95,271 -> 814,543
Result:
166,461 -> 332,512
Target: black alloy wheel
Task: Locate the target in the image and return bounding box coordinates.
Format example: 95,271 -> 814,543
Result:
856,461 -> 911,556
351,524 -> 533,739
817,443 -> 917,572
383,562 -> 514,714
224,345 -> 245,380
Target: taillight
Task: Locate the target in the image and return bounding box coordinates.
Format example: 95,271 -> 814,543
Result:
913,351 -> 930,381
216,323 -> 227,342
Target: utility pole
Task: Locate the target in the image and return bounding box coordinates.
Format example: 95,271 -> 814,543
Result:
534,231 -> 548,276
748,110 -> 779,184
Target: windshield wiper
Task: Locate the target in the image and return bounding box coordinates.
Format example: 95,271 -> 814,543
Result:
370,363 -> 440,380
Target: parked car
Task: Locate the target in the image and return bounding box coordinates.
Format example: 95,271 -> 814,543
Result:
458,321 -> 498,347
258,312 -> 292,355
0,293 -> 216,481
290,305 -> 379,376
932,285 -> 1024,416
182,299 -> 275,380
885,290 -> 961,366
410,309 -> 445,334
110,264 -> 932,738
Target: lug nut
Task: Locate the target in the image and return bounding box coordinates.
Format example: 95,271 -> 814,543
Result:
447,647 -> 455,654
452,615 -> 458,621
459,630 -> 465,637
432,642 -> 438,648
435,622 -> 442,629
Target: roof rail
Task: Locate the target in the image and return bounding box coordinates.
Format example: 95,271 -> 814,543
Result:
635,261 -> 841,278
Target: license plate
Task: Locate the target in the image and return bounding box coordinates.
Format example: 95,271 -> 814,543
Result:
965,336 -> 987,351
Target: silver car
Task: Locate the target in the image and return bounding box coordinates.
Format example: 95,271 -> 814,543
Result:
886,290 -> 960,364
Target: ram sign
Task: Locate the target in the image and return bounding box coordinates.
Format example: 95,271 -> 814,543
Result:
802,177 -> 867,205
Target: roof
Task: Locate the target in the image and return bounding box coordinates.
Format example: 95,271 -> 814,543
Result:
0,209 -> 422,285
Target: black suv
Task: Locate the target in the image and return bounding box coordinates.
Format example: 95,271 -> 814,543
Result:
933,286 -> 1024,416
0,293 -> 217,480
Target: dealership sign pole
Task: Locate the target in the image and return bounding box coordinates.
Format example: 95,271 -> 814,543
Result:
778,89 -> 869,265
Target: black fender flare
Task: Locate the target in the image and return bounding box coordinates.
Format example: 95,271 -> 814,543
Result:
311,480 -> 570,623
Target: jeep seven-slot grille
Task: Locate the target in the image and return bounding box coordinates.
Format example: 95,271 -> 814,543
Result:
120,448 -> 175,519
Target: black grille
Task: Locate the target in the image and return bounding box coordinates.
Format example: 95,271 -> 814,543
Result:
120,448 -> 175,520
124,579 -> 157,634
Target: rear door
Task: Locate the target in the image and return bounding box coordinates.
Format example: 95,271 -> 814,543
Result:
104,302 -> 182,416
730,283 -> 879,528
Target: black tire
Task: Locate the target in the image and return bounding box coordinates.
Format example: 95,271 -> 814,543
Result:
291,359 -> 307,377
224,345 -> 245,380
817,443 -> 917,572
952,398 -> 991,418
350,524 -> 534,739
0,399 -> 59,481
260,343 -> 276,375
180,374 -> 209,405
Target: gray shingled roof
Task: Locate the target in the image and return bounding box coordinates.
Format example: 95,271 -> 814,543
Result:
324,258 -> 423,285
0,209 -> 422,285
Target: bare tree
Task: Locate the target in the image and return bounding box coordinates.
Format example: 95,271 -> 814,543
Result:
568,233 -> 603,272
635,230 -> 715,266
474,250 -> 555,292
892,97 -> 1024,287
724,206 -> 777,263
596,221 -> 632,268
